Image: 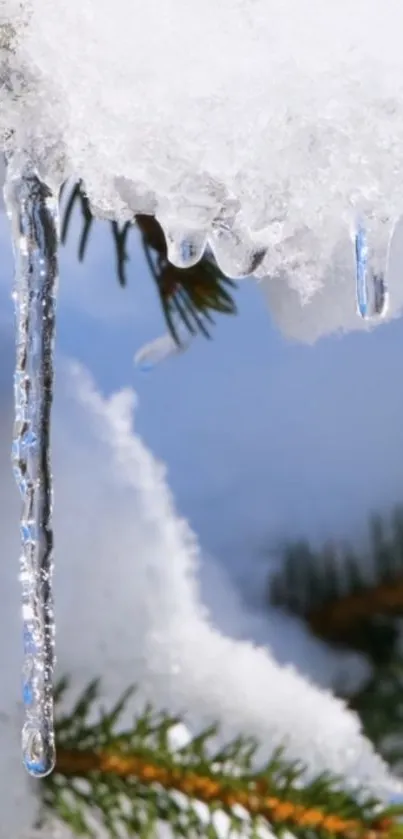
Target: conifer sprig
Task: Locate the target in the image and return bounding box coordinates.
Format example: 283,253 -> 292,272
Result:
270,508 -> 403,665
38,679 -> 402,839
59,181 -> 238,346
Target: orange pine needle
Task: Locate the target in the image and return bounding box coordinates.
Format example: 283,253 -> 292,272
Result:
55,748 -> 389,839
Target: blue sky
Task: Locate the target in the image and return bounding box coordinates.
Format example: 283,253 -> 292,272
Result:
1,199 -> 403,606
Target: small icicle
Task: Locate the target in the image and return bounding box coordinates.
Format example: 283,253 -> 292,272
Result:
354,216 -> 392,320
164,227 -> 207,269
4,152 -> 59,778
209,205 -> 267,279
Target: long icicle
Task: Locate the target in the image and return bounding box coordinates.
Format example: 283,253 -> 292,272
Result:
4,153 -> 58,778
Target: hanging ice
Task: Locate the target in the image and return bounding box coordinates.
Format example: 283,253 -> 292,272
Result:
209,202 -> 268,279
354,220 -> 391,321
3,0 -> 403,327
3,152 -> 58,778
164,228 -> 208,269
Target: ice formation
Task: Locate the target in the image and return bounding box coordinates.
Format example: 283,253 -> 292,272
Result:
2,0 -> 403,313
4,152 -> 58,777
3,0 -> 403,786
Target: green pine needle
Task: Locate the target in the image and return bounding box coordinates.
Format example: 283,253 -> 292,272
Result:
37,678 -> 397,839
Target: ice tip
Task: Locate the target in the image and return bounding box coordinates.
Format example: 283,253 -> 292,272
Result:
24,754 -> 55,779
357,300 -> 368,319
22,725 -> 55,778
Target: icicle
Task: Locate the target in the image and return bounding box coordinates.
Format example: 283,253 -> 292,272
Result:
3,153 -> 59,778
354,216 -> 392,320
164,227 -> 207,269
209,202 -> 267,279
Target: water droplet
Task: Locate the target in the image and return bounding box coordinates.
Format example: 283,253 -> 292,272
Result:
209,211 -> 267,278
22,724 -> 55,778
165,228 -> 207,268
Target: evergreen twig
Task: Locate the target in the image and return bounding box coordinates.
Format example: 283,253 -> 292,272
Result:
346,659 -> 403,770
270,508 -> 403,665
38,679 -> 403,839
59,180 -> 238,346
270,506 -> 403,768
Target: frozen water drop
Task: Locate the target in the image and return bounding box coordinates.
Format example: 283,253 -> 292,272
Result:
164,227 -> 207,268
4,152 -> 58,778
209,208 -> 267,278
22,723 -> 55,778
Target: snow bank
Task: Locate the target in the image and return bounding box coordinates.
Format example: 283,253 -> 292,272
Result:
2,0 -> 403,322
52,363 -> 398,796
0,336 -> 398,836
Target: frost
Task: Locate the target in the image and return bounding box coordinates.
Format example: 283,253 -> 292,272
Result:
2,0 -> 403,313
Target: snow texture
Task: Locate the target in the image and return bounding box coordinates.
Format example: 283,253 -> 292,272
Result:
3,0 -> 403,327
0,325 -> 398,836
262,218 -> 403,342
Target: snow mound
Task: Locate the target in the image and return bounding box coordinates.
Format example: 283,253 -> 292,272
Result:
53,362 -> 399,799
0,345 -> 399,836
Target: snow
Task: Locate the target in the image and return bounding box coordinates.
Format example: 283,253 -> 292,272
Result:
263,217 -> 403,342
56,359 -> 388,793
0,321 -> 398,836
3,0 -> 403,324
2,3 -> 403,830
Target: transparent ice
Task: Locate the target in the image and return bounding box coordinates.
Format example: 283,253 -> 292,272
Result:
2,0 -> 403,322
355,225 -> 369,319
354,222 -> 390,320
2,0 -> 403,783
4,151 -> 58,778
163,228 -> 208,269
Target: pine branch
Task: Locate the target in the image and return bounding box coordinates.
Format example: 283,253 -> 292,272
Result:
59,180 -> 238,345
38,679 -> 402,839
346,658 -> 403,770
308,581 -> 403,642
270,508 -> 403,664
